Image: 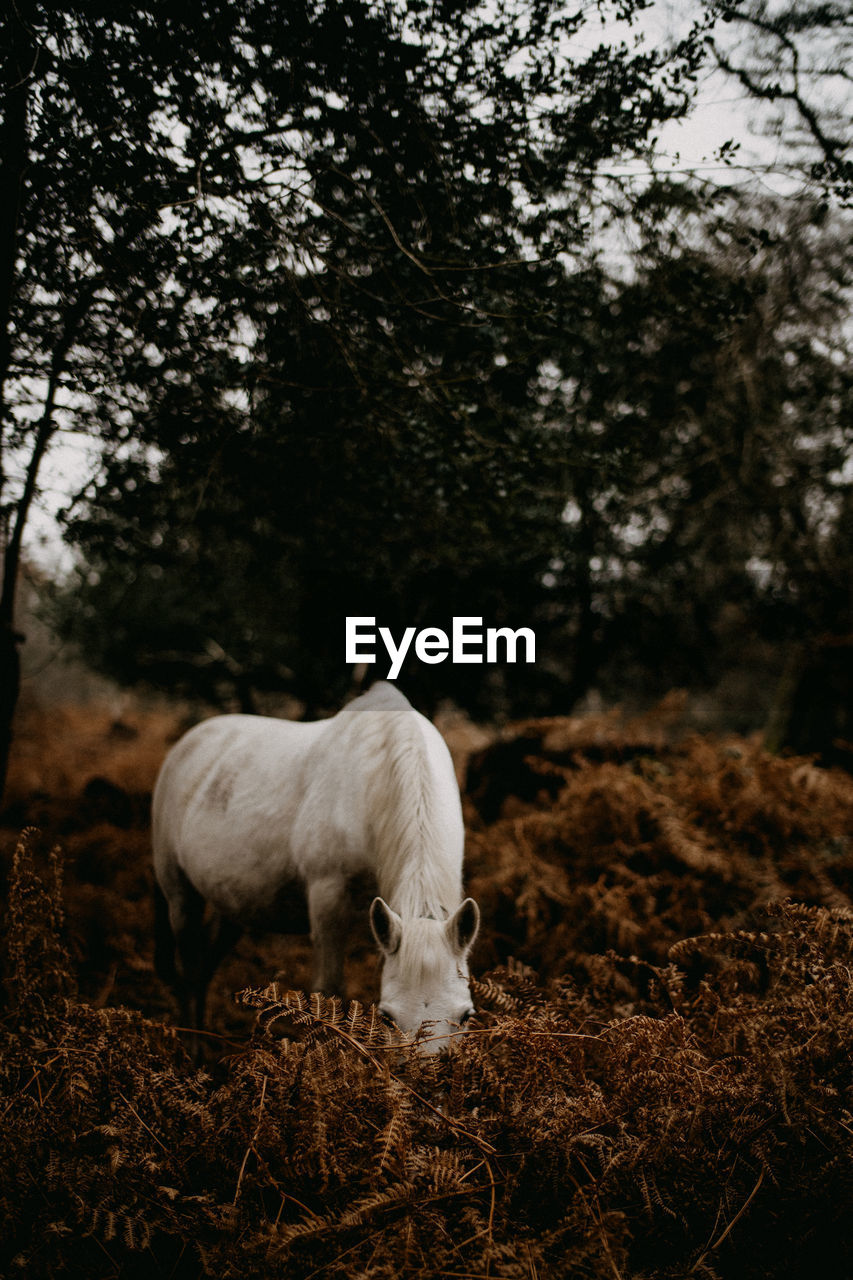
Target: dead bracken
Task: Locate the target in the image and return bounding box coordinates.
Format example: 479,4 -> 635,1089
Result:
2,698 -> 853,1277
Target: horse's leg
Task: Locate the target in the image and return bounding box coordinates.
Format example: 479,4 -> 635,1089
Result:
164,876 -> 208,1057
207,910 -> 242,972
307,876 -> 349,995
193,909 -> 242,1031
154,880 -> 177,986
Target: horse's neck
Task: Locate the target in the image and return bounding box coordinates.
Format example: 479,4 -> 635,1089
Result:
375,803 -> 458,923
366,713 -> 461,922
383,867 -> 454,922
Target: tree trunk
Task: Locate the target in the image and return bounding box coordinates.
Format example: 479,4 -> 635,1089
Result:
0,267 -> 100,802
0,20 -> 32,802
0,20 -> 31,429
0,622 -> 22,802
565,502 -> 601,710
0,389 -> 62,803
765,636 -> 853,772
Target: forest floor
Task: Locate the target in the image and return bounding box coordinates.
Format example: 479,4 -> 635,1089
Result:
2,691 -> 853,1278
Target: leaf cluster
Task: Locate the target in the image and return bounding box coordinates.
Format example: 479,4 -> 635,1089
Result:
465,701 -> 853,976
52,190 -> 853,723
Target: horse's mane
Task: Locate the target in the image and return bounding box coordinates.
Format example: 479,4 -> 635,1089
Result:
353,693 -> 461,921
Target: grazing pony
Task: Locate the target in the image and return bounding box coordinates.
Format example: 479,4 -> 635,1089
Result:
152,682 -> 479,1052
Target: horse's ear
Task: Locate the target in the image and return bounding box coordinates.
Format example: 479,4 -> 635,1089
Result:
370,897 -> 402,956
446,898 -> 480,954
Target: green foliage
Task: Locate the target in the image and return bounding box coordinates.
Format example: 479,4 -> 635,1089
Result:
49,185 -> 853,724
2,0 -> 722,715
5,1 -> 853,732
530,193 -> 853,708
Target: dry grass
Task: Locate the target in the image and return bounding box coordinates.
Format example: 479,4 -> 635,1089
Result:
6,694 -> 182,801
2,695 -> 853,1278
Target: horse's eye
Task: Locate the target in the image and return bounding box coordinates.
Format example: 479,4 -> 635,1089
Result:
379,1008 -> 396,1028
459,1009 -> 473,1026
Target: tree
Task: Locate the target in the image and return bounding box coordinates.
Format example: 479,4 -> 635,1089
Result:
711,0 -> 852,202
8,0 -> 720,744
540,187 -> 853,724
1,0 -> 285,786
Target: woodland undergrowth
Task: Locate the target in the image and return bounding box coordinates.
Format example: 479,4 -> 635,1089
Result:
2,703 -> 853,1277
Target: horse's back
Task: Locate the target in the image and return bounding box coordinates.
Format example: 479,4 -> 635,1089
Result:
153,714 -> 322,836
152,686 -> 462,917
346,681 -> 411,714
152,713 -> 331,911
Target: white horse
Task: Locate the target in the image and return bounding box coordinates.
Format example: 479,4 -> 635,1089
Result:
152,682 -> 479,1052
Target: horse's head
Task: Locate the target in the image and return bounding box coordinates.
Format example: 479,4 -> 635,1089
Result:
369,896 -> 480,1053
